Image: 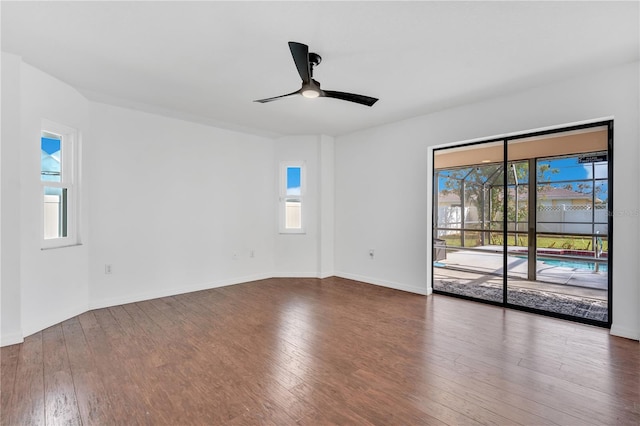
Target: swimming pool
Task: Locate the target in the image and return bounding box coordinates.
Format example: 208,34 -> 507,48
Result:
512,254 -> 607,271
539,258 -> 607,272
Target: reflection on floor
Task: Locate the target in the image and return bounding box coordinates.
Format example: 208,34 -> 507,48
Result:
433,250 -> 608,322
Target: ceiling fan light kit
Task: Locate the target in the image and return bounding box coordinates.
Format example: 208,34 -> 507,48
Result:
254,41 -> 378,107
301,87 -> 320,98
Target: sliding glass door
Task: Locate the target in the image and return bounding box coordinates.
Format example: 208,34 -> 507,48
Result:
432,122 -> 612,326
433,141 -> 504,303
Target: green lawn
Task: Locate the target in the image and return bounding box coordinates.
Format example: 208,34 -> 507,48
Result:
438,233 -> 608,252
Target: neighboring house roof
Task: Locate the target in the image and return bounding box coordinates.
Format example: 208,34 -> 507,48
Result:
538,187 -> 587,199
534,187 -> 603,203
438,192 -> 462,204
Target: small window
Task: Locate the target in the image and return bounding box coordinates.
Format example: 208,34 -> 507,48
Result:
41,132 -> 62,182
41,120 -> 79,248
280,162 -> 305,233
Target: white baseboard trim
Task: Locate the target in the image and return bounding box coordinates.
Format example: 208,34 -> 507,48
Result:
1,331 -> 24,347
89,272 -> 273,311
273,272 -> 323,278
610,324 -> 640,341
334,272 -> 428,296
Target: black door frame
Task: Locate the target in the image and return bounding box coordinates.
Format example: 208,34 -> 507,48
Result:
431,120 -> 613,328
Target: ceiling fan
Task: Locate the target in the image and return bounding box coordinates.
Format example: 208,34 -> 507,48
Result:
254,41 -> 379,107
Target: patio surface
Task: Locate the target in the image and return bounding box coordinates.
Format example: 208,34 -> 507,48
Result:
433,267 -> 608,320
433,249 -> 609,321
437,248 -> 607,290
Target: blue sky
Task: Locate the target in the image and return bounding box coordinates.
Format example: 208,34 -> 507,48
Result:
437,155 -> 608,200
287,166 -> 301,195
438,156 -> 607,184
41,136 -> 60,155
538,156 -> 608,182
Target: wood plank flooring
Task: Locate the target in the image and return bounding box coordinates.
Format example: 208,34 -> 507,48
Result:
1,277 -> 638,425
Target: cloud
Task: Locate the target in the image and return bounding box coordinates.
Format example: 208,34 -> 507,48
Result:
287,186 -> 301,195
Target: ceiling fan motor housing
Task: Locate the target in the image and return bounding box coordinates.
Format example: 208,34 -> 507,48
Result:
308,52 -> 322,67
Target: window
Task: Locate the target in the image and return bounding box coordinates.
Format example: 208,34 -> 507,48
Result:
279,161 -> 305,233
41,120 -> 79,248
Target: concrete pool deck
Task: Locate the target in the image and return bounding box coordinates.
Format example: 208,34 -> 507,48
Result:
435,248 -> 608,291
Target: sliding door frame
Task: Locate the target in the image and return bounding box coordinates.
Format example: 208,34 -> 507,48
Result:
431,119 -> 613,328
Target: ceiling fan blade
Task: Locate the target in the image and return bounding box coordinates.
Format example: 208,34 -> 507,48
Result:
288,41 -> 311,84
254,89 -> 301,103
323,90 -> 379,107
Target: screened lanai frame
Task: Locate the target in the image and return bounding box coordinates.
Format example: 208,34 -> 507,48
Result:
430,120 -> 613,328
434,160 -> 531,251
435,156 -> 609,259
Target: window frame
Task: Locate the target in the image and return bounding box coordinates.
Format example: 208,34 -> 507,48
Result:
41,119 -> 81,249
279,161 -> 306,234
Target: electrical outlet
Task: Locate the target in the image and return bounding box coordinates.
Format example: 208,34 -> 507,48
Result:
105,264 -> 113,274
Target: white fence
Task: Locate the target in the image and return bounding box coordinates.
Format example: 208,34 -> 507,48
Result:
437,204 -> 607,235
537,205 -> 607,234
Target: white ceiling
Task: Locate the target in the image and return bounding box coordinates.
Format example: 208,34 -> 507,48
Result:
2,1 -> 638,137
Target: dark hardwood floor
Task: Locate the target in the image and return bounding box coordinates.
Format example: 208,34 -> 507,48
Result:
1,277 -> 638,425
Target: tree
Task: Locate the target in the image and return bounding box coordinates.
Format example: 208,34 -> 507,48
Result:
438,161 -> 559,246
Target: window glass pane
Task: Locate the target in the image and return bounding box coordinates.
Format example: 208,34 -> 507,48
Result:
463,183 -> 481,229
594,204 -> 608,226
594,162 -> 608,179
436,171 -> 461,228
537,157 -> 586,183
44,187 -> 68,239
506,232 -> 528,247
594,223 -> 608,235
285,198 -> 301,229
436,229 -> 460,247
537,182 -> 592,214
489,186 -> 504,225
594,181 -> 608,205
537,222 -> 593,234
537,234 -> 606,251
463,231 -> 482,248
507,162 -> 528,185
286,167 -> 301,195
41,133 -> 62,182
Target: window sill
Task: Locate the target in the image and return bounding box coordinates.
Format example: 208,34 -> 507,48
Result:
41,242 -> 83,251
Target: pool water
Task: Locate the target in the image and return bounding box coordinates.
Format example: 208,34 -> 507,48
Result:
512,254 -> 607,271
540,258 -> 607,272
434,256 -> 607,272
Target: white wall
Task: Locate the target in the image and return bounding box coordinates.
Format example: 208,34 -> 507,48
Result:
273,135 -> 335,277
335,61 -> 640,339
334,120 -> 431,295
1,53 -> 23,345
87,103 -> 275,308
14,59 -> 90,340
318,135 -> 335,278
